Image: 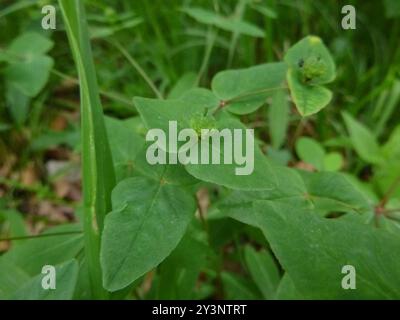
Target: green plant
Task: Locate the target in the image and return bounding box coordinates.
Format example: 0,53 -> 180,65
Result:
0,1 -> 399,301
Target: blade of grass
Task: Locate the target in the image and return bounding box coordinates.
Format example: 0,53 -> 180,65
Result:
51,69 -> 135,108
0,231 -> 83,242
196,27 -> 217,86
0,0 -> 36,19
59,0 -> 116,299
227,0 -> 247,68
110,40 -> 163,99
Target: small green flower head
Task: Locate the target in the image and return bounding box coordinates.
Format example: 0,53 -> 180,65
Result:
189,113 -> 217,137
299,56 -> 327,84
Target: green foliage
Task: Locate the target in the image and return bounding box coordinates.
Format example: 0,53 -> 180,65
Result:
221,271 -> 262,300
244,246 -> 280,299
296,137 -> 343,171
59,0 -> 116,299
0,259 -> 29,299
182,7 -> 264,37
342,111 -> 384,165
11,260 -> 79,300
185,114 -> 277,190
253,201 -> 400,299
384,0 -> 400,18
268,90 -> 289,149
4,32 -> 54,98
1,224 -> 83,276
211,62 -> 287,114
154,224 -> 209,299
0,0 -> 399,302
284,36 -> 336,116
101,177 -> 195,291
3,32 -> 54,125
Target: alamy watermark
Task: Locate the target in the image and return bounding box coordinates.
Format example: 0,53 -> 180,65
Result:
145,121 -> 255,176
341,5 -> 356,30
41,5 -> 56,30
341,265 -> 356,290
41,265 -> 56,290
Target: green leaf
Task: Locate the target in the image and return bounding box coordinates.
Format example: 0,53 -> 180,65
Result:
244,246 -> 280,299
323,152 -> 343,172
0,259 -> 30,299
59,0 -> 116,298
342,112 -> 384,164
285,36 -> 335,85
221,271 -> 262,299
7,32 -> 53,56
113,111 -> 198,187
2,224 -> 83,276
132,144 -> 198,186
0,209 -> 27,247
12,260 -> 79,300
375,163 -> 400,202
6,83 -> 30,125
4,32 -> 54,98
295,137 -> 325,170
253,201 -> 400,299
182,7 -> 264,37
134,96 -> 275,190
287,70 -> 332,116
168,72 -> 198,99
268,90 -> 289,149
89,17 -> 143,39
133,96 -> 207,136
382,125 -> 400,160
212,62 -> 287,114
298,170 -> 371,216
179,88 -> 220,111
105,116 -> 145,181
101,177 -> 196,291
217,166 -> 309,226
251,4 -> 277,19
73,257 -> 93,299
5,56 -> 54,97
218,168 -> 370,225
376,125 -> 400,199
31,128 -> 80,151
267,147 -> 291,166
275,274 -> 302,299
284,36 -> 336,116
185,114 -> 277,190
156,224 -> 209,299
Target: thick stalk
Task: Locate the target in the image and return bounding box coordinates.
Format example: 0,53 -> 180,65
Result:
59,0 -> 116,299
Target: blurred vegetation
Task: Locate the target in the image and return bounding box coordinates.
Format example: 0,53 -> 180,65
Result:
0,0 -> 399,299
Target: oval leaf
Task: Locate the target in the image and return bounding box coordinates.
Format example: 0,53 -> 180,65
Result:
101,177 -> 196,291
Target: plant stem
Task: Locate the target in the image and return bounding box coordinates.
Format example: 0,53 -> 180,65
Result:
290,118 -> 306,150
196,27 -> 217,86
52,69 -> 135,107
226,0 -> 247,68
110,40 -> 163,99
0,231 -> 83,242
59,0 -> 116,299
379,175 -> 400,208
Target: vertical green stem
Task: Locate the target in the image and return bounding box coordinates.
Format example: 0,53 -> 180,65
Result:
196,27 -> 216,86
59,0 -> 116,299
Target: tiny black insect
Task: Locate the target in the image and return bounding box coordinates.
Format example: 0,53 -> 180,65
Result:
304,77 -> 312,83
298,58 -> 304,68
